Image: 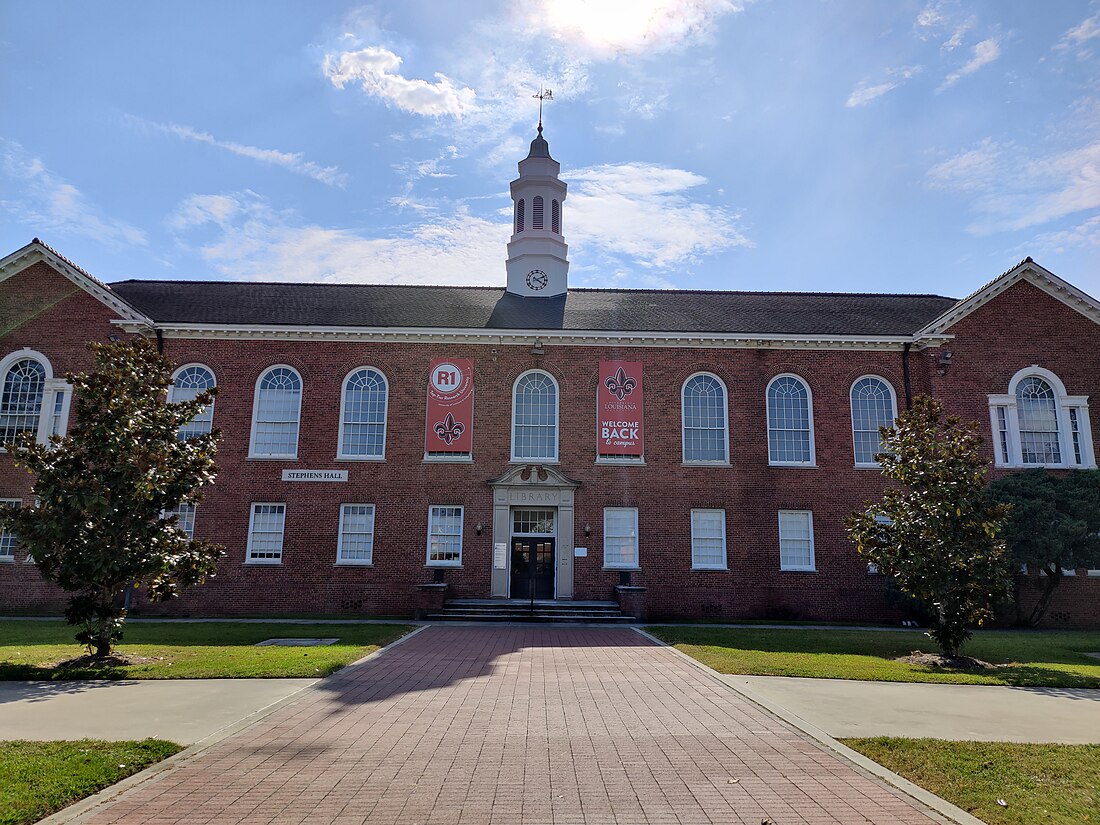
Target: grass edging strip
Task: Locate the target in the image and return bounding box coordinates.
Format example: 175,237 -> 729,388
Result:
632,626 -> 986,825
36,625 -> 429,825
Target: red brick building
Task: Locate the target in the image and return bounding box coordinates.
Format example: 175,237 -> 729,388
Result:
2,133 -> 1099,625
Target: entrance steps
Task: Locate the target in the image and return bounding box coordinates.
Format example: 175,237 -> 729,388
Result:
428,598 -> 634,624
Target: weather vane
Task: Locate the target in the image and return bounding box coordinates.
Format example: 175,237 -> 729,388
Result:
533,87 -> 553,133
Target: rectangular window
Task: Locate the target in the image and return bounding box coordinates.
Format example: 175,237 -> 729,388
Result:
691,509 -> 726,569
247,503 -> 285,564
0,500 -> 19,561
603,507 -> 639,569
778,510 -> 815,571
1069,408 -> 1083,466
338,504 -> 375,565
427,505 -> 463,566
164,503 -> 196,540
996,406 -> 1010,466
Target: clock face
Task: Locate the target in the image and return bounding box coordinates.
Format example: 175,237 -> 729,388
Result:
526,269 -> 549,290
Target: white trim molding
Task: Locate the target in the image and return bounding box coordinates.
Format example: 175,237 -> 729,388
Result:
988,366 -> 1095,469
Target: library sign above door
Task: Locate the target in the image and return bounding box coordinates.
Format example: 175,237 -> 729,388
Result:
597,360 -> 643,457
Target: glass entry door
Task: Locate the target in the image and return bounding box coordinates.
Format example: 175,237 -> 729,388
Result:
509,508 -> 556,600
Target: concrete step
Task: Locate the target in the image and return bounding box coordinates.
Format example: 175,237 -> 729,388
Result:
427,612 -> 636,623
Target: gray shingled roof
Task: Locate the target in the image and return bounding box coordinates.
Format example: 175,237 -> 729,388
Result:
108,280 -> 959,337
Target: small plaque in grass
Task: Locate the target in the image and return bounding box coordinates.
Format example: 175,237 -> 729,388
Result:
255,638 -> 339,647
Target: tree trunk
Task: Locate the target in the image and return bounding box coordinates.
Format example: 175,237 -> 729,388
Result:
1027,568 -> 1061,627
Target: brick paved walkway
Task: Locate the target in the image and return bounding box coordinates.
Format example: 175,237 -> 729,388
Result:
81,626 -> 947,824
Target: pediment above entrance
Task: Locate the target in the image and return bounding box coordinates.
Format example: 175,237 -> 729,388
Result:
488,463 -> 580,489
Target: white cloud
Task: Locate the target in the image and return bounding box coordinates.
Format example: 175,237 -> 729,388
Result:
323,46 -> 476,117
927,137 -> 1100,234
845,66 -> 919,108
526,0 -> 744,59
168,163 -> 748,283
567,163 -> 751,267
1030,215 -> 1100,253
940,37 -> 1001,89
124,116 -> 348,187
915,2 -> 945,33
0,139 -> 146,248
1056,13 -> 1100,52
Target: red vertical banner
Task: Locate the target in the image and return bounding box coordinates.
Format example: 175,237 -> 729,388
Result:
597,361 -> 644,457
425,358 -> 474,454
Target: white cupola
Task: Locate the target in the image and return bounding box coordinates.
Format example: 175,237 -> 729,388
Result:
505,124 -> 569,297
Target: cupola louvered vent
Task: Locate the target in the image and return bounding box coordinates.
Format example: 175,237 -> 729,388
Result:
515,199 -> 525,233
532,196 -> 544,230
551,199 -> 560,233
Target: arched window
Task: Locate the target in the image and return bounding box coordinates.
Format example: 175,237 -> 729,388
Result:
767,375 -> 814,465
249,366 -> 302,459
989,368 -> 1094,468
532,195 -> 544,229
171,365 -> 216,439
512,370 -> 558,461
551,199 -> 560,233
682,373 -> 729,463
0,357 -> 47,445
515,199 -> 525,233
339,367 -> 388,459
851,376 -> 897,466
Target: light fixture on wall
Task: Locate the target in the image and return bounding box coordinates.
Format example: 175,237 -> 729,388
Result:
938,349 -> 954,366
584,523 -> 591,538
475,522 -> 484,536
531,339 -> 544,356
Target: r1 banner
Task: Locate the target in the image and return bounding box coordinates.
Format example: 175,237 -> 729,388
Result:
425,358 -> 474,454
597,360 -> 643,457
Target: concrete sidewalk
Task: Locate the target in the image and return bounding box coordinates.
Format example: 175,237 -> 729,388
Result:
0,678 -> 316,743
723,674 -> 1100,743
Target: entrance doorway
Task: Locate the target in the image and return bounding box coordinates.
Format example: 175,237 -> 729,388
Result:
510,508 -> 556,599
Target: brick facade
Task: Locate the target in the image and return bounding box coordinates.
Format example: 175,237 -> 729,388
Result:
2,253 -> 1099,626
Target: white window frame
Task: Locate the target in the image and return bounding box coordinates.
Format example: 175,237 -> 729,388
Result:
245,502 -> 286,565
766,374 -> 816,467
337,366 -> 388,461
426,505 -> 464,567
0,499 -> 19,562
0,349 -> 71,448
248,365 -> 303,460
510,370 -> 560,463
336,503 -> 376,566
681,372 -> 730,465
778,510 -> 816,572
169,364 -> 216,439
988,366 -> 1095,469
163,502 -> 197,540
690,508 -> 727,570
603,506 -> 640,570
850,375 -> 898,469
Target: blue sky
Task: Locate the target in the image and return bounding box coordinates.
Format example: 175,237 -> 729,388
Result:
2,0 -> 1099,298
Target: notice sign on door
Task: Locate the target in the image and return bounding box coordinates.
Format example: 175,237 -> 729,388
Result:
597,360 -> 643,457
425,358 -> 474,454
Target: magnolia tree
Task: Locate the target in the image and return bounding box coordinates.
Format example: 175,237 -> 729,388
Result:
988,469 -> 1100,626
846,396 -> 1012,657
0,340 -> 223,657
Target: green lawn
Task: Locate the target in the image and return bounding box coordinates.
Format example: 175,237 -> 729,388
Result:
843,738 -> 1099,825
0,739 -> 182,825
0,621 -> 413,679
647,626 -> 1100,687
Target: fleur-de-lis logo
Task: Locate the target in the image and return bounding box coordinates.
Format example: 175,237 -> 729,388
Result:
434,413 -> 465,445
605,366 -> 637,401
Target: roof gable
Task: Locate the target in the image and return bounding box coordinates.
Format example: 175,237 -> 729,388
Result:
0,239 -> 151,325
916,257 -> 1100,337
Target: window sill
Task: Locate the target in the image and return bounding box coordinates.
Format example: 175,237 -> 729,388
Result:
247,456 -> 298,462
596,457 -> 645,465
681,461 -> 730,468
603,565 -> 641,571
425,563 -> 463,569
768,462 -> 817,469
854,463 -> 883,470
244,560 -> 283,566
996,463 -> 1096,471
691,566 -> 728,572
509,459 -> 559,465
0,558 -> 14,564
423,455 -> 474,463
780,567 -> 817,573
334,560 -> 374,567
336,456 -> 386,462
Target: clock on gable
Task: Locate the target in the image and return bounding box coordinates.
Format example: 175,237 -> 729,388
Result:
526,269 -> 549,291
